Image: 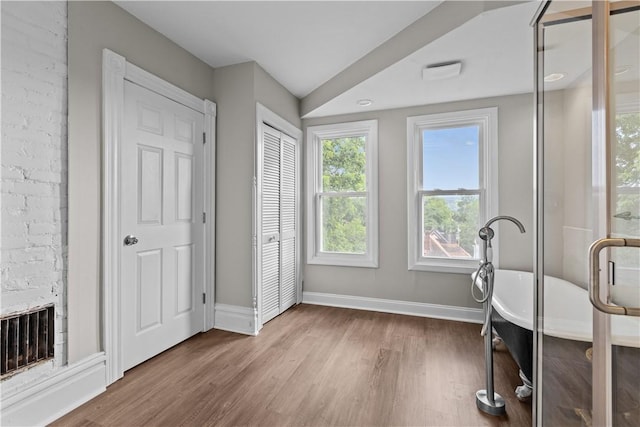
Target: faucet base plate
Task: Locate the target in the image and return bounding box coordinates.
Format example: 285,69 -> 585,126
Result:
476,390 -> 506,416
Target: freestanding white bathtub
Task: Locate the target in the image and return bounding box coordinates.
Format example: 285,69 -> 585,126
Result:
489,269 -> 640,347
474,269 -> 640,395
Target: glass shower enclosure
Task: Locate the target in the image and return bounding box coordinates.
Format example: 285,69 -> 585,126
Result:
533,1 -> 639,426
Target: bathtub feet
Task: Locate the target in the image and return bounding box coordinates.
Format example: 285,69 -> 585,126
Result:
491,335 -> 503,350
515,370 -> 533,401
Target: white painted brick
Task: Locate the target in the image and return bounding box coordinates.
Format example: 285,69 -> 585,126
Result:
25,169 -> 64,183
2,19 -> 67,53
7,260 -> 56,278
1,236 -> 32,250
1,214 -> 28,231
25,195 -> 63,209
28,222 -> 57,236
1,71 -> 64,96
6,247 -> 55,264
22,274 -> 64,290
3,2 -> 66,33
1,193 -> 26,209
10,181 -> 54,197
25,234 -> 53,247
19,209 -> 55,223
1,165 -> 26,180
1,1 -> 68,389
2,149 -> 52,171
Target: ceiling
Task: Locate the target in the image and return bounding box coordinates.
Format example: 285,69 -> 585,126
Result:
115,1 -> 441,98
309,1 -> 541,117
114,1 -> 559,118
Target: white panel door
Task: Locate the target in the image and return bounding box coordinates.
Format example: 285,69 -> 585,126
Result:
260,124 -> 299,325
121,81 -> 204,371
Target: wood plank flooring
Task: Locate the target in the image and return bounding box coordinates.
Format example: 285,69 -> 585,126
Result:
52,305 -> 532,426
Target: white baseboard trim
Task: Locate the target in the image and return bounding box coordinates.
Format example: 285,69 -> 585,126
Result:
302,292 -> 483,324
1,352 -> 107,427
213,303 -> 259,336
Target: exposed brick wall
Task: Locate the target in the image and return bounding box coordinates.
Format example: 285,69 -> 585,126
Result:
1,1 -> 68,387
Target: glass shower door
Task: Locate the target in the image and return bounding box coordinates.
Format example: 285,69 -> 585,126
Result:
609,4 -> 640,426
534,1 -> 640,426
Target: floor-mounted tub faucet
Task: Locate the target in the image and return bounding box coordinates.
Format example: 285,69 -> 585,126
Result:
473,215 -> 525,416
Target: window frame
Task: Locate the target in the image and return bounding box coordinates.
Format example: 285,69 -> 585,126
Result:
407,107 -> 498,273
306,120 -> 379,268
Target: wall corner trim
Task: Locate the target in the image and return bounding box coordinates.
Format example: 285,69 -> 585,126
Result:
1,352 -> 107,427
302,292 -> 484,324
213,304 -> 259,336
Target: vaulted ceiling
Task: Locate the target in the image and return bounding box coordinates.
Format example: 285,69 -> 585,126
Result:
115,1 -> 543,117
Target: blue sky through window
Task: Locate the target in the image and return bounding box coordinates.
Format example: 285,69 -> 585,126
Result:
422,125 -> 479,190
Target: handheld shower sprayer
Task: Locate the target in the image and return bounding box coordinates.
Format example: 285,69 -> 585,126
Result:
472,216 -> 526,310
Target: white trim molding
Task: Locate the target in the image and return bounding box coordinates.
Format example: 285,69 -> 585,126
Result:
204,99 -> 217,331
1,353 -> 107,427
256,103 -> 302,142
102,49 -> 216,385
102,49 -> 126,386
302,292 -> 483,324
213,304 -> 259,336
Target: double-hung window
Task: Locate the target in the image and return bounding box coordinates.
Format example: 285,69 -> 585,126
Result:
407,108 -> 498,273
306,120 -> 378,268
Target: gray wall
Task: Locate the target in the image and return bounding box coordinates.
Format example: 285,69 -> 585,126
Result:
67,1 -> 215,362
302,93 -> 533,308
214,61 -> 300,308
254,63 -> 301,128
212,62 -> 256,307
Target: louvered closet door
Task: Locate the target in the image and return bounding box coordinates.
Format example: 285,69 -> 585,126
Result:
261,124 -> 298,325
261,125 -> 281,324
279,134 -> 297,312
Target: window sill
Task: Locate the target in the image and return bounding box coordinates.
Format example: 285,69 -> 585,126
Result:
308,254 -> 378,269
408,260 -> 479,275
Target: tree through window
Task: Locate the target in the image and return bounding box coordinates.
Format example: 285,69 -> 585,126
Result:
306,120 -> 378,268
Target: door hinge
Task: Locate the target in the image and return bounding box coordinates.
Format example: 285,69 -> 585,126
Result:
203,132 -> 206,144
202,212 -> 206,223
202,293 -> 206,304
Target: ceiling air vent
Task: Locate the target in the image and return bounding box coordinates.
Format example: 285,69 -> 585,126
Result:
423,61 -> 463,80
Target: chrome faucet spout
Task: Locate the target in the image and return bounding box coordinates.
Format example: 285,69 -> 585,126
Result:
483,215 -> 526,233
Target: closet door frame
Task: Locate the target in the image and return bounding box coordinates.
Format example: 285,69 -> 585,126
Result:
254,103 -> 302,333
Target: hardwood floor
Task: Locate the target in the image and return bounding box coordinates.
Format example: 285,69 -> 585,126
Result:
53,305 -> 532,426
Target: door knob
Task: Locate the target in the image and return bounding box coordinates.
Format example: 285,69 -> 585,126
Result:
123,235 -> 139,246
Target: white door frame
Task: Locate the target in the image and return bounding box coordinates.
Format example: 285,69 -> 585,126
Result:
253,103 -> 302,333
102,49 -> 216,385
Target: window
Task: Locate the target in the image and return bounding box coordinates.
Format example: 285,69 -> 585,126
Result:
407,108 -> 498,273
306,120 -> 378,267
